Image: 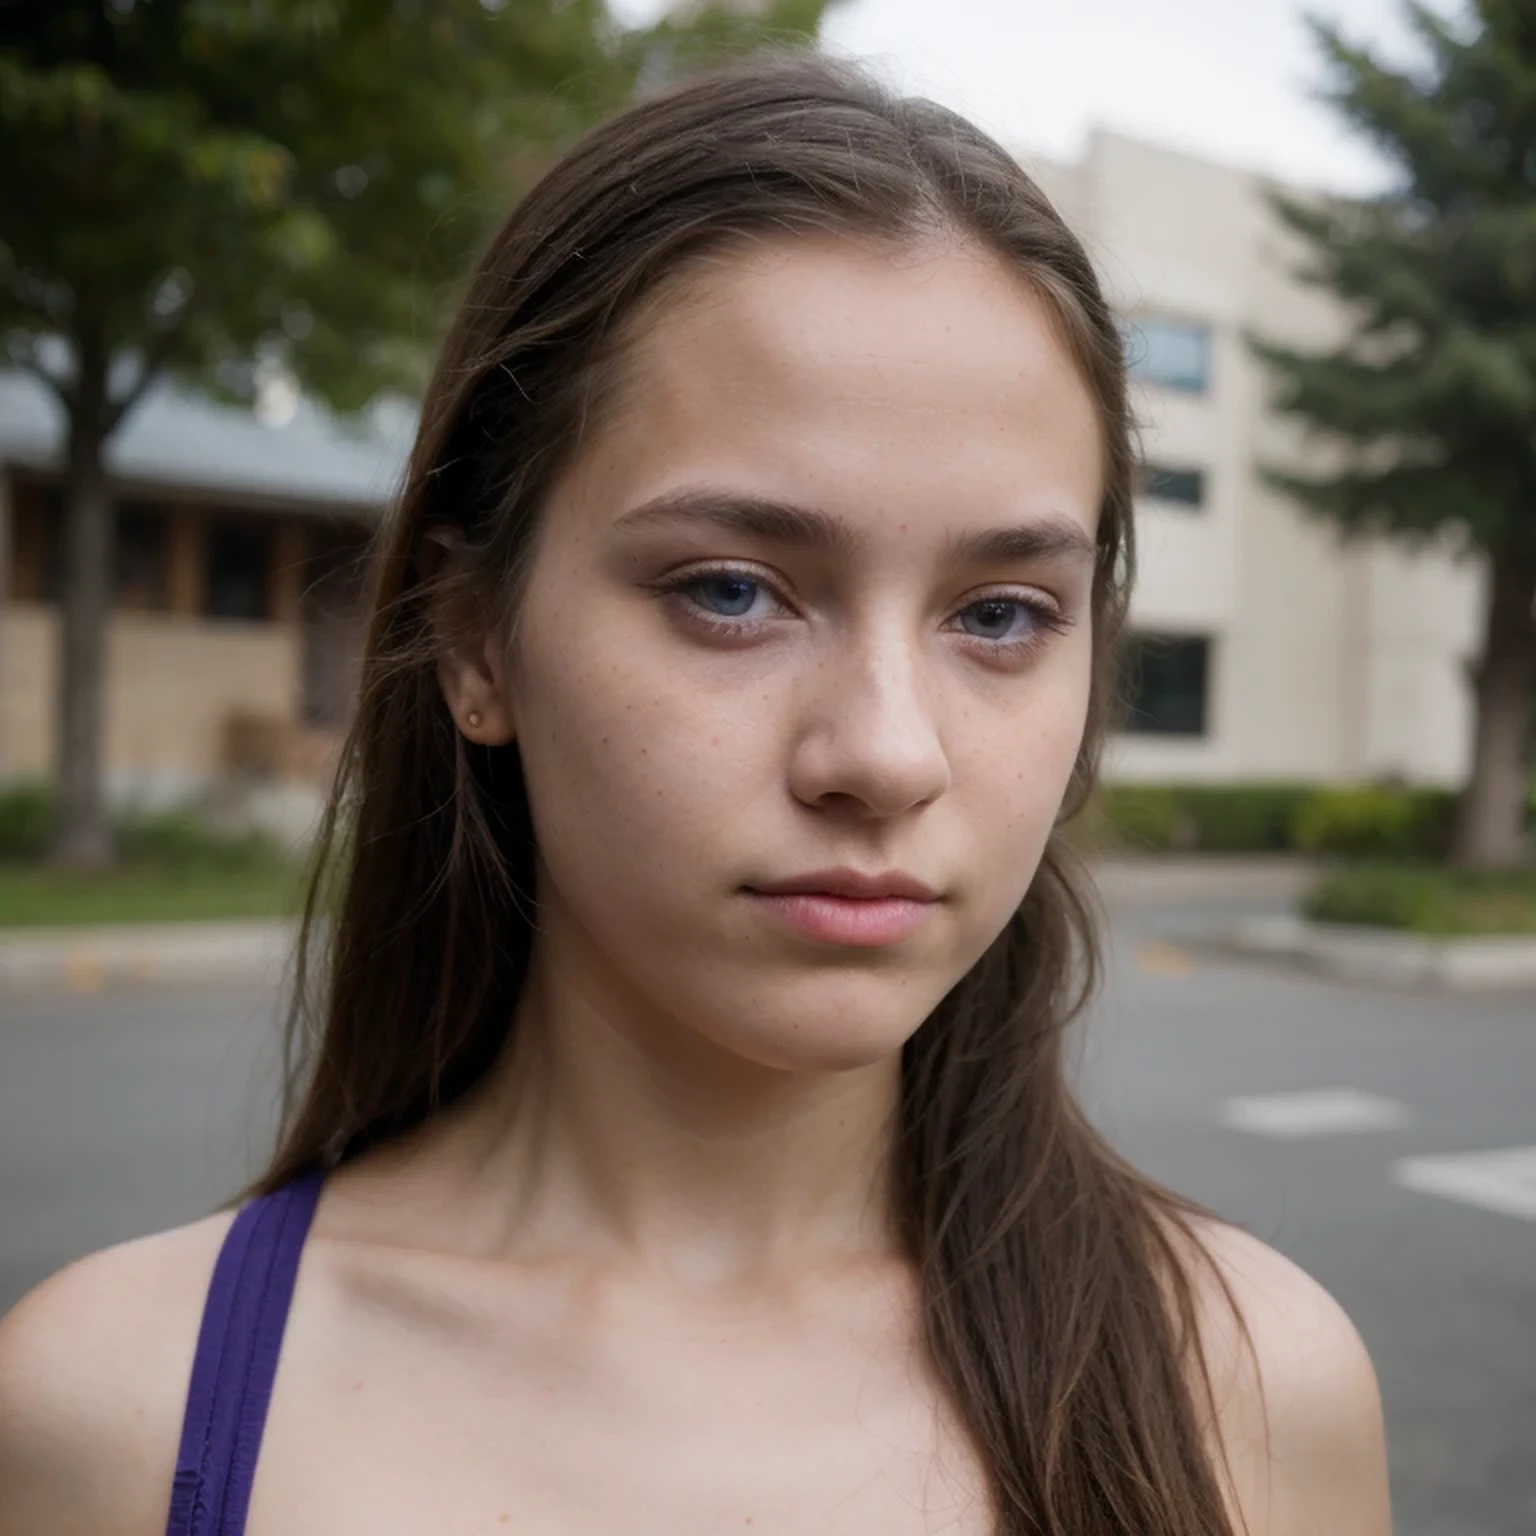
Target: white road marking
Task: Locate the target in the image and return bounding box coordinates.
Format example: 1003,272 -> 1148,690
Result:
1395,1146 -> 1536,1222
1220,1088 -> 1412,1139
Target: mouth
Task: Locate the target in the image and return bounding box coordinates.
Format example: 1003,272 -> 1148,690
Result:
741,868 -> 940,948
746,867 -> 939,902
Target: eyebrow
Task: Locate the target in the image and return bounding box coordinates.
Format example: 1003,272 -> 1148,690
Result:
613,487 -> 1098,567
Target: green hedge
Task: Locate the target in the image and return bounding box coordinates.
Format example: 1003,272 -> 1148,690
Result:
1179,785 -> 1315,853
1086,782 -> 1316,854
0,782 -> 52,861
0,781 -> 290,872
1304,863 -> 1536,935
1291,786 -> 1459,859
1087,781 -> 1525,858
115,808 -> 286,872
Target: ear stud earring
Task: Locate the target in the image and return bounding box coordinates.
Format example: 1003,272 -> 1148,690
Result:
466,711 -> 482,729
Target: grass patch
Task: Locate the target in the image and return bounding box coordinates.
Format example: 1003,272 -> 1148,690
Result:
0,861 -> 307,927
0,791 -> 310,927
1303,863 -> 1536,936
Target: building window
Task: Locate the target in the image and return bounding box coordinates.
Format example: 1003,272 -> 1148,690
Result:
204,518 -> 274,621
116,502 -> 169,611
1122,634 -> 1210,736
17,483 -> 69,602
12,485 -> 169,610
10,483 -> 57,601
1126,317 -> 1212,394
1137,463 -> 1206,509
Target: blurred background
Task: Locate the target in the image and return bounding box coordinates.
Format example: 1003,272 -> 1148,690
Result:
1,1 -> 1532,1532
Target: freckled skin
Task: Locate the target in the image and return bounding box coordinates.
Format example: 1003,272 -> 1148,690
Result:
492,234 -> 1102,1078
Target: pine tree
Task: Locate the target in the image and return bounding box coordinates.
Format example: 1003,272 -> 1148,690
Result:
1253,0 -> 1536,868
0,0 -> 833,865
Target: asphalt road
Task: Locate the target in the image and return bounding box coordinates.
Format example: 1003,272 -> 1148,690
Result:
2,908 -> 1533,1536
1088,904 -> 1536,1536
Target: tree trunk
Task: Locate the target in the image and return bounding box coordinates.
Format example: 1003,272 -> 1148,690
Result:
51,327 -> 116,869
1451,546 -> 1536,871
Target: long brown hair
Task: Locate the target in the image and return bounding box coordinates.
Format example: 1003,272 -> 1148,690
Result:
264,50 -> 1245,1536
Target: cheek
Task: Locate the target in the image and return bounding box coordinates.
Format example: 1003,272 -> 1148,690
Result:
1028,651 -> 1095,796
504,596 -> 754,917
965,646 -> 1093,887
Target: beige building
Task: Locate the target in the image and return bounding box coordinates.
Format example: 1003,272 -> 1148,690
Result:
1027,130 -> 1483,788
0,374 -> 411,818
0,129 -> 1485,812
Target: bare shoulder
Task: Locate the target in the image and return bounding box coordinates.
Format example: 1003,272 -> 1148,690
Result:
0,1210 -> 235,1536
1177,1216 -> 1392,1536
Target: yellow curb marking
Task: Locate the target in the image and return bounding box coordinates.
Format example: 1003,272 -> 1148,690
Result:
1135,941 -> 1196,977
66,953 -> 106,993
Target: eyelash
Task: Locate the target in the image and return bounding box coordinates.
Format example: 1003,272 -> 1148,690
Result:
649,563 -> 1072,663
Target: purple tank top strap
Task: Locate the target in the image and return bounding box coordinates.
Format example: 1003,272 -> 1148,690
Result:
165,1169 -> 325,1536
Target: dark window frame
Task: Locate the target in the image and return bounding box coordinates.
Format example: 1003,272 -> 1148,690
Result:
203,515 -> 275,623
1137,463 -> 1206,510
16,482 -> 171,610
114,499 -> 170,612
1120,633 -> 1212,738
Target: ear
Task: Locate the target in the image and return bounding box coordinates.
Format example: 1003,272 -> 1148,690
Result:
437,633 -> 517,747
421,526 -> 518,748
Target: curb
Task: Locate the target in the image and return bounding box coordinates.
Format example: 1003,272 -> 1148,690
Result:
1090,856 -> 1319,907
0,921 -> 297,995
1211,913 -> 1536,992
1,858 -> 1306,996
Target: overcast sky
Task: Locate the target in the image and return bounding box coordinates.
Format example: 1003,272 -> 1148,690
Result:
614,0 -> 1466,193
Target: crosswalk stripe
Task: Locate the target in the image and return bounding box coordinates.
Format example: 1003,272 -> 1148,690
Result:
1395,1147 -> 1536,1222
1220,1088 -> 1412,1139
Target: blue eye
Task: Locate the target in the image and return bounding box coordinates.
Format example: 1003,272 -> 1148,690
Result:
687,572 -> 760,617
959,598 -> 1036,643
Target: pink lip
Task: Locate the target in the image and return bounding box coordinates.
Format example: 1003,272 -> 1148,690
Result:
749,868 -> 939,902
743,868 -> 939,948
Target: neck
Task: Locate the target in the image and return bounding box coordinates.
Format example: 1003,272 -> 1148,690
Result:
424,945 -> 905,1285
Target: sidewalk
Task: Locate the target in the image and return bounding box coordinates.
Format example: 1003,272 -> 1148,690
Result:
0,919 -> 296,994
1089,855 -> 1319,907
1208,912 -> 1536,992
0,857 -> 1328,995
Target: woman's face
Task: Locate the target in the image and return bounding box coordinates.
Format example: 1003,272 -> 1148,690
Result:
457,234 -> 1103,1074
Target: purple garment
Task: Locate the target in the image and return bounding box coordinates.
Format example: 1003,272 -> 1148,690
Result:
164,1170 -> 325,1536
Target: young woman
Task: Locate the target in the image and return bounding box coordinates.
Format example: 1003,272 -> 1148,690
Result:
0,51 -> 1390,1536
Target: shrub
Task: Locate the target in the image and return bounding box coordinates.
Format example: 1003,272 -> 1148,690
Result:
1291,786 -> 1457,860
0,781 -> 52,862
1090,780 -> 1522,858
1092,783 -> 1312,853
1093,785 -> 1183,851
0,783 -> 295,872
115,809 -> 287,872
1304,863 -> 1536,935
1180,784 -> 1313,853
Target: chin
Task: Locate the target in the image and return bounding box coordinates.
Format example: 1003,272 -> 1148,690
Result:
692,970 -> 949,1076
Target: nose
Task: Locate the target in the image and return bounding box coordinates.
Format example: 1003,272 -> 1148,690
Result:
785,629 -> 952,819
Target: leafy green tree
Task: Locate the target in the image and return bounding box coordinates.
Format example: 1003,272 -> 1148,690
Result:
0,0 -> 833,866
1253,0 -> 1536,869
